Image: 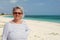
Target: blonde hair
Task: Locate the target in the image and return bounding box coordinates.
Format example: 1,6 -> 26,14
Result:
12,6 -> 25,19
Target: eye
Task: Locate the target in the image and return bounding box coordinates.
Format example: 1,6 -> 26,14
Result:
13,12 -> 23,15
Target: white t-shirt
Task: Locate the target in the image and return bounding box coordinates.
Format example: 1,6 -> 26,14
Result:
2,20 -> 30,40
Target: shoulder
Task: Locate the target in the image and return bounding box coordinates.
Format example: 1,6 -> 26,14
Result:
22,20 -> 27,25
22,19 -> 27,23
4,22 -> 12,30
4,22 -> 11,27
3,22 -> 11,32
22,19 -> 29,26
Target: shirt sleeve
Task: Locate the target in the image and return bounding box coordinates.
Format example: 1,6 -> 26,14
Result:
2,23 -> 9,40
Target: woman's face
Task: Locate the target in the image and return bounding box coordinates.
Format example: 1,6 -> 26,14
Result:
13,9 -> 23,20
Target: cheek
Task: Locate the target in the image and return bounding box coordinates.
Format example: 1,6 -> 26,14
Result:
19,14 -> 23,17
13,14 -> 23,18
13,14 -> 16,17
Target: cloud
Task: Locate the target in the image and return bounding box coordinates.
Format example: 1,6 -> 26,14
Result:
10,0 -> 28,3
39,3 -> 44,5
0,6 -> 5,10
0,8 -> 4,10
33,3 -> 45,6
10,0 -> 18,3
23,0 -> 28,2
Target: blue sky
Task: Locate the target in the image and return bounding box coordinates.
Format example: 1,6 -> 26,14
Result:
0,0 -> 60,15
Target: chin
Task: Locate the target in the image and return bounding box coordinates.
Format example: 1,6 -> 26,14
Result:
15,18 -> 22,20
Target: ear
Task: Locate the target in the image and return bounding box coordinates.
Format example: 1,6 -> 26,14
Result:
22,13 -> 25,19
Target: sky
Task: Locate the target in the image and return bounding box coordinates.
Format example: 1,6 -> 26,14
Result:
0,0 -> 60,15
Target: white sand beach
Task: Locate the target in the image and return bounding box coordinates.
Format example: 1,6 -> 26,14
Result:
0,16 -> 60,40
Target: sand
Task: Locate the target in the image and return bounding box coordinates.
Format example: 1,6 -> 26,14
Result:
0,16 -> 60,40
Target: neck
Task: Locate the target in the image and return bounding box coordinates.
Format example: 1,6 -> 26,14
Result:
13,19 -> 22,24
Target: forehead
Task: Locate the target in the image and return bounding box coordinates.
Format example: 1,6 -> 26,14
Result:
13,9 -> 22,12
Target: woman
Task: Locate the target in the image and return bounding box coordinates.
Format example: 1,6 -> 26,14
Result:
2,6 -> 30,40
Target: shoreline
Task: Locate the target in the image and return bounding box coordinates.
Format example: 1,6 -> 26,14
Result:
1,15 -> 60,23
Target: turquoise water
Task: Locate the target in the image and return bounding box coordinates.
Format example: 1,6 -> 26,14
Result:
4,15 -> 60,23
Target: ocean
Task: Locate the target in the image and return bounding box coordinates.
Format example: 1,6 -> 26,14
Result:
4,15 -> 60,23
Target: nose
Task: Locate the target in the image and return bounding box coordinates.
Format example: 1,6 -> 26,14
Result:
16,13 -> 19,15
